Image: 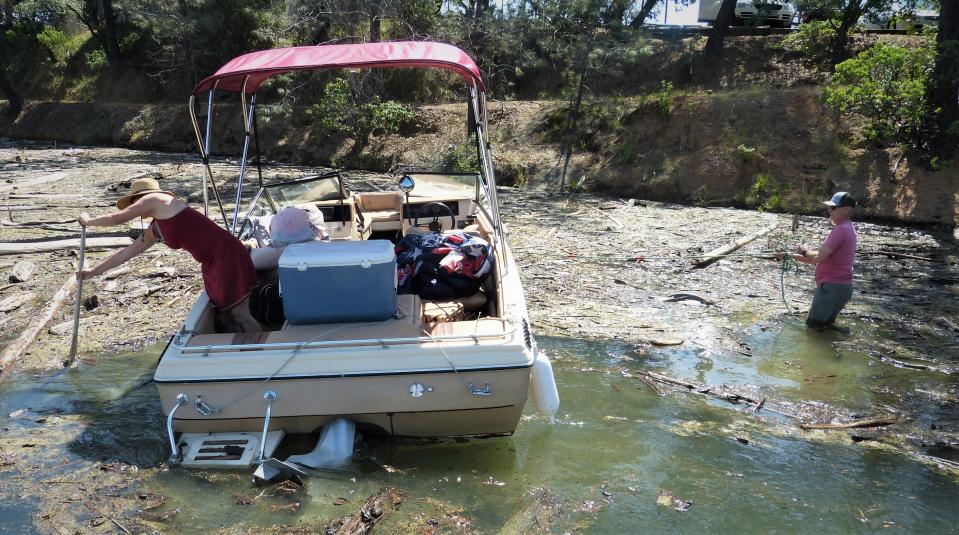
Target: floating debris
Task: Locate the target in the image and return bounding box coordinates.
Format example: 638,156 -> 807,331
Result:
656,490 -> 694,511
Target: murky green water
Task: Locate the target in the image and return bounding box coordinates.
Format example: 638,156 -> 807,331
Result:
1,325 -> 957,533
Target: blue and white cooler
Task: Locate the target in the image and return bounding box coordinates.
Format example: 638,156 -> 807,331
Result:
278,240 -> 397,325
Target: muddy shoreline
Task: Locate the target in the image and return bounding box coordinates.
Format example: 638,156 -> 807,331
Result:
1,142 -> 957,532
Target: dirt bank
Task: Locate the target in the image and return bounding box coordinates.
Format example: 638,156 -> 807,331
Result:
4,87 -> 956,226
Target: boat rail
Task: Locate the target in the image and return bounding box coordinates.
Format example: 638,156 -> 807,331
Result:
175,327 -> 518,356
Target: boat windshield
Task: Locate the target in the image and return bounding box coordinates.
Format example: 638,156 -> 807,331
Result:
406,172 -> 476,199
265,174 -> 346,209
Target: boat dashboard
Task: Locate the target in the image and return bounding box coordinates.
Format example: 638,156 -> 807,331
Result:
239,171 -> 488,243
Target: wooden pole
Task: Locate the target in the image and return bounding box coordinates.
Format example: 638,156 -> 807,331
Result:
65,227 -> 86,366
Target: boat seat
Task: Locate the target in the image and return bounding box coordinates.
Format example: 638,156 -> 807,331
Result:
186,332 -> 270,347
267,294 -> 423,343
356,192 -> 404,231
429,318 -> 507,337
422,290 -> 487,322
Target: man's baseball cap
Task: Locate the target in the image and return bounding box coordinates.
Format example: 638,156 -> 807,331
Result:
823,191 -> 856,208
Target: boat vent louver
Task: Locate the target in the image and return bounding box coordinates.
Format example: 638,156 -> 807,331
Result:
522,318 -> 532,350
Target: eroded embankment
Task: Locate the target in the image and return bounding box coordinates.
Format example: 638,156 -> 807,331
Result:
3,86 -> 957,225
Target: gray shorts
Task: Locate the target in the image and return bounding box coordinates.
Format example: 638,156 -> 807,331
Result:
807,282 -> 853,327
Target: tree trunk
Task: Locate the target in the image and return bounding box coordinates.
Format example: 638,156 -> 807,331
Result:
98,0 -> 123,69
559,68 -> 587,193
629,0 -> 661,29
369,0 -> 381,42
604,0 -> 630,27
830,0 -> 864,67
0,28 -> 20,119
471,0 -> 491,19
927,0 -> 959,157
704,0 -> 737,60
177,0 -> 198,88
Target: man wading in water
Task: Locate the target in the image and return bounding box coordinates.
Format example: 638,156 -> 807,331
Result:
792,192 -> 858,331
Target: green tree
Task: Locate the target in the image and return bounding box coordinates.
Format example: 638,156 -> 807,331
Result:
0,15 -> 22,117
824,42 -> 935,150
513,0 -> 645,191
794,0 -> 895,66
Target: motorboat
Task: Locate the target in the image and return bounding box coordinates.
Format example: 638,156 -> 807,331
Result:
153,42 -> 559,469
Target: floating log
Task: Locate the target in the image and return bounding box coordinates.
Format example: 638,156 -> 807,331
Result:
861,251 -> 934,262
0,292 -> 35,312
638,373 -> 665,396
8,260 -> 35,282
663,292 -> 715,305
693,223 -> 778,268
0,218 -> 75,227
0,237 -> 132,256
0,273 -> 75,378
325,487 -> 404,535
641,371 -> 800,419
800,416 -> 903,430
0,205 -> 49,212
0,172 -> 68,193
6,193 -> 88,200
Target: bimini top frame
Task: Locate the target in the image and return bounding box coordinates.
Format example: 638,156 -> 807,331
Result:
186,40 -> 506,260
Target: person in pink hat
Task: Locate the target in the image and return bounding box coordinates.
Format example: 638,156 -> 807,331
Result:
77,177 -> 261,332
791,191 -> 858,330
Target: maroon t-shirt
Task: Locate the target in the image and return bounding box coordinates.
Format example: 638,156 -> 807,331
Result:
815,220 -> 857,286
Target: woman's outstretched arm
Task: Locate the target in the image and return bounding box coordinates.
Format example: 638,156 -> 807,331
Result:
77,226 -> 158,280
78,194 -> 165,228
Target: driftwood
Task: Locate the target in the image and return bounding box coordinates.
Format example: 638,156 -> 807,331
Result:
861,250 -> 934,262
0,218 -> 75,227
0,172 -> 68,193
83,500 -> 132,535
638,373 -> 665,396
641,371 -> 799,419
6,193 -> 88,200
693,223 -> 778,268
0,205 -> 50,212
0,292 -> 35,312
663,292 -> 715,305
0,237 -> 132,256
0,273 -> 76,378
325,487 -> 404,535
8,260 -> 36,282
800,416 -> 902,430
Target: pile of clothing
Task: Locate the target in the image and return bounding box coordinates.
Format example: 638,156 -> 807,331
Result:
395,231 -> 494,300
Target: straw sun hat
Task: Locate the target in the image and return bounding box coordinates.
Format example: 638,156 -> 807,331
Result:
116,177 -> 177,210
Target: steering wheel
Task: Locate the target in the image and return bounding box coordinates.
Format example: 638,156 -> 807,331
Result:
414,202 -> 456,233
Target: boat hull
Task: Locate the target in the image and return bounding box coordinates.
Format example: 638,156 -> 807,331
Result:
156,365 -> 531,437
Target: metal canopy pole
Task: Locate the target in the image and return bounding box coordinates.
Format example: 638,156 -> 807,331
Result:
233,76 -> 255,233
188,91 -> 230,229
203,90 -> 214,214
470,86 -> 507,268
252,101 -> 264,190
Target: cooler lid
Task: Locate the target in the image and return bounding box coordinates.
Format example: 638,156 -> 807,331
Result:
278,239 -> 396,269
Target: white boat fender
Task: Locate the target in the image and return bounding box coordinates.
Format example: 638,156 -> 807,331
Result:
530,350 -> 560,424
286,417 -> 356,470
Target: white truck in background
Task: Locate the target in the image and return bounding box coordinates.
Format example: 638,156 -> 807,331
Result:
698,0 -> 797,27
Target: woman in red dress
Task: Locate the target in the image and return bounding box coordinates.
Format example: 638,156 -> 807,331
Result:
77,178 -> 261,332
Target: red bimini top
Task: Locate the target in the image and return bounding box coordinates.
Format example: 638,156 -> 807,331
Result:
192,41 -> 485,95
